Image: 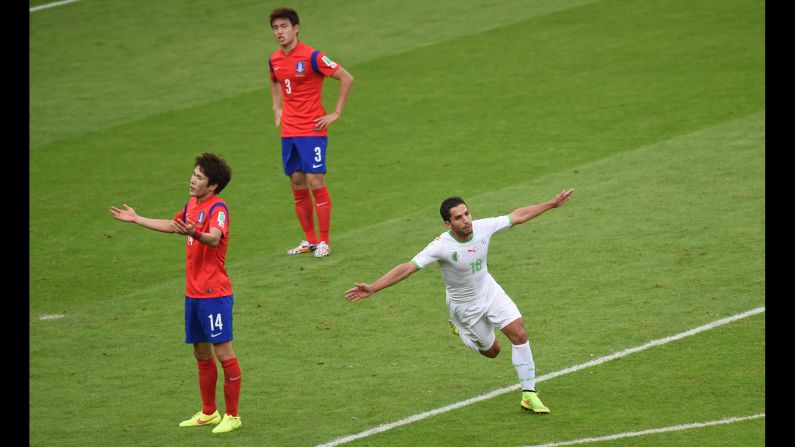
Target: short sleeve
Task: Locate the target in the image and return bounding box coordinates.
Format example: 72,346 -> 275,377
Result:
208,203 -> 229,237
268,57 -> 277,82
476,216 -> 511,237
174,201 -> 190,222
411,237 -> 443,269
314,51 -> 341,77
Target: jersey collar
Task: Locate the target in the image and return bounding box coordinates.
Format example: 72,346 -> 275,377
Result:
447,230 -> 473,243
281,40 -> 303,56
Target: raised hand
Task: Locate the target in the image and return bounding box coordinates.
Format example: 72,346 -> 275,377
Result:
553,188 -> 575,208
173,217 -> 198,236
109,204 -> 137,222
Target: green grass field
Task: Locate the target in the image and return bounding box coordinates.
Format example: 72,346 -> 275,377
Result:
30,0 -> 764,445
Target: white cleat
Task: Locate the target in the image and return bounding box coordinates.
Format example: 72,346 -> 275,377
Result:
287,240 -> 316,255
314,241 -> 331,257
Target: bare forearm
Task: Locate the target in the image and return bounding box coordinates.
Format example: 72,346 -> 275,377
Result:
270,81 -> 282,110
331,69 -> 354,115
510,201 -> 556,226
370,262 -> 416,294
191,228 -> 222,247
509,188 -> 575,225
133,216 -> 176,233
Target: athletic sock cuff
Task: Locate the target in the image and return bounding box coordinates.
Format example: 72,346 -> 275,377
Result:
221,357 -> 238,368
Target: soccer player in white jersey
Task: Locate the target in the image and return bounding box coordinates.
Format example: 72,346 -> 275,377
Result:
345,188 -> 574,413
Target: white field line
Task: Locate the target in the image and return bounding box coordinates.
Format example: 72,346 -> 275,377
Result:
29,0 -> 79,13
316,306 -> 765,447
519,413 -> 765,447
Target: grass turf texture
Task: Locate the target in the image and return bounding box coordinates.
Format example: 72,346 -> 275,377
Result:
30,0 -> 764,445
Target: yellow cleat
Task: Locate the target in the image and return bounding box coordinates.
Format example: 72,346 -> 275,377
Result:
521,391 -> 550,414
179,410 -> 221,427
212,413 -> 242,433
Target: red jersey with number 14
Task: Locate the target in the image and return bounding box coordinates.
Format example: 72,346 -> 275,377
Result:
173,195 -> 232,299
268,41 -> 341,137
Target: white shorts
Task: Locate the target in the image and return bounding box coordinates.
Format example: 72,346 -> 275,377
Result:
447,286 -> 522,351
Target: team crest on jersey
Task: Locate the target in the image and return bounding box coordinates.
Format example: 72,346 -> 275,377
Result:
296,61 -> 305,73
197,211 -> 206,224
217,211 -> 226,228
321,55 -> 338,69
451,251 -> 459,262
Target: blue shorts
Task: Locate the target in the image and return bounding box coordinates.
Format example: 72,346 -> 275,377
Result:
282,136 -> 328,175
184,295 -> 234,344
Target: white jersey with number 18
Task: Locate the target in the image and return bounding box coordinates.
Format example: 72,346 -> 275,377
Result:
411,216 -> 512,304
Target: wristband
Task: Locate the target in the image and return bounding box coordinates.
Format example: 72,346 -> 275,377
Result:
191,229 -> 204,240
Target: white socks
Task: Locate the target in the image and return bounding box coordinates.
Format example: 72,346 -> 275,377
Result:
512,341 -> 536,391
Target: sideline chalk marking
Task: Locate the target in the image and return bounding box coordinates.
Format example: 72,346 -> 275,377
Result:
518,413 -> 765,447
30,0 -> 79,13
316,306 -> 764,447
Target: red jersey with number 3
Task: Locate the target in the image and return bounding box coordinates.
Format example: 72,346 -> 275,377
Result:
268,41 -> 341,137
173,195 -> 232,298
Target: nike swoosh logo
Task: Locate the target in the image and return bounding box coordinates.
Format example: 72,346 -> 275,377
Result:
312,164 -> 323,168
197,419 -> 212,425
211,332 -> 222,337
274,67 -> 281,71
230,376 -> 241,381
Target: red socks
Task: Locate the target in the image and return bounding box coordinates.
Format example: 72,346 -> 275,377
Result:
292,188 -> 318,244
292,187 -> 332,245
221,357 -> 242,417
196,356 -> 242,417
312,186 -> 332,244
197,357 -> 217,415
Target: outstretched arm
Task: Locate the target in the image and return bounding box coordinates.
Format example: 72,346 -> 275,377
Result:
345,261 -> 418,303
314,67 -> 354,131
509,188 -> 575,226
109,204 -> 175,233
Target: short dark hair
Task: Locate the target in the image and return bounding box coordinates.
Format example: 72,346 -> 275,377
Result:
440,196 -> 467,222
270,7 -> 299,27
195,153 -> 232,195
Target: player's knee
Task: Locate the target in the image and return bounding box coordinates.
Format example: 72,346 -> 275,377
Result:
193,345 -> 213,361
505,319 -> 528,345
481,341 -> 501,358
307,177 -> 326,190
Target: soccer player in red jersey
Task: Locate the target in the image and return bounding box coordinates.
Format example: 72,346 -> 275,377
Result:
109,153 -> 243,434
268,7 -> 354,258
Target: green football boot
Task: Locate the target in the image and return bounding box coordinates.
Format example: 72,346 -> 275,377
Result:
520,391 -> 550,414
212,413 -> 242,434
449,320 -> 459,335
179,410 -> 221,427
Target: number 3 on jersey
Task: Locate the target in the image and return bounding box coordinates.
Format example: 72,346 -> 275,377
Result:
283,79 -> 292,95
